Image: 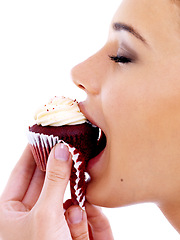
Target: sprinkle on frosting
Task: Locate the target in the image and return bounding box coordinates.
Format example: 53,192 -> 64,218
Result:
34,96 -> 87,126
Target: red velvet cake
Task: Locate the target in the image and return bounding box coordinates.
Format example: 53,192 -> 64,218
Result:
27,96 -> 106,209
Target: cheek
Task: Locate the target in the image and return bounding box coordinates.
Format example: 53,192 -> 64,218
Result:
93,73 -> 180,206
102,70 -> 180,147
101,77 -> 141,141
87,60 -> 180,207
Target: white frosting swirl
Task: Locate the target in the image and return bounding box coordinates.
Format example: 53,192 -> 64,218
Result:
34,96 -> 87,126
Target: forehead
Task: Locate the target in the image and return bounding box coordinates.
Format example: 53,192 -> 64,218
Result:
113,0 -> 177,27
111,0 -> 180,52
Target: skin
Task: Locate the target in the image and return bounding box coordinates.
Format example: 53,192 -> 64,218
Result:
72,0 -> 180,233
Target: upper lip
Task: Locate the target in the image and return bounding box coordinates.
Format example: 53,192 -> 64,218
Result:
78,101 -> 100,128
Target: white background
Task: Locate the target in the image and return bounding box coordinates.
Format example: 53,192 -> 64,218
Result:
0,0 -> 179,239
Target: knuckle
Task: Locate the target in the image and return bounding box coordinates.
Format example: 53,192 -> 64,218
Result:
73,231 -> 89,240
47,169 -> 67,183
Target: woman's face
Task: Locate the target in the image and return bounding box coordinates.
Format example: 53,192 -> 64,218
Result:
72,0 -> 180,208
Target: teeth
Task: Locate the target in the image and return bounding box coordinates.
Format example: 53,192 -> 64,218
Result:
86,120 -> 98,128
98,128 -> 102,141
85,172 -> 91,183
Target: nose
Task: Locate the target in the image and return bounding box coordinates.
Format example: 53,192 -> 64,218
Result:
71,48 -> 108,95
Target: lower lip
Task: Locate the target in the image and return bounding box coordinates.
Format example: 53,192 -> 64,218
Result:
87,149 -> 105,170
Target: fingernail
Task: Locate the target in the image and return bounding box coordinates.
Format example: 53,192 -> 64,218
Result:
54,143 -> 70,161
68,207 -> 83,224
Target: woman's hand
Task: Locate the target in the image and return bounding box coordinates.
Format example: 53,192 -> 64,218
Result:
0,143 -> 113,240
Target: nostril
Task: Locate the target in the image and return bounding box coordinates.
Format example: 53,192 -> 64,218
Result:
78,84 -> 86,90
71,67 -> 86,91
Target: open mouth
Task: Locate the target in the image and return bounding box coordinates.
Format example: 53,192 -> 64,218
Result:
85,124 -> 107,181
78,101 -> 107,163
86,120 -> 107,162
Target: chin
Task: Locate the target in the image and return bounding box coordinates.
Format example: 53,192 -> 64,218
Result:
85,179 -> 118,208
85,175 -> 142,208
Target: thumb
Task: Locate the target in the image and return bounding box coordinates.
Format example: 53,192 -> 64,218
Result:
37,142 -> 72,209
65,205 -> 89,240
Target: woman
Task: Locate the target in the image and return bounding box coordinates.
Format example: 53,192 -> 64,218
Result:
1,0 -> 180,238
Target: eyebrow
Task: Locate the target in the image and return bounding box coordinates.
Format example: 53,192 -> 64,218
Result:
113,22 -> 147,45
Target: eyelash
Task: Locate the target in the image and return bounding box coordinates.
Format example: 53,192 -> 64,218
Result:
109,55 -> 132,64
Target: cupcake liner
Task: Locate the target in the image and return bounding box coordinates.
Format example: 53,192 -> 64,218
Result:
66,143 -> 86,209
27,131 -> 59,171
27,131 -> 86,209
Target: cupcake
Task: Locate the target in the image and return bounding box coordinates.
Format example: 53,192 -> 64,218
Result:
27,96 -> 106,209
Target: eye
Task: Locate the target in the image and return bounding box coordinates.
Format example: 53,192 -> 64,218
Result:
109,55 -> 132,64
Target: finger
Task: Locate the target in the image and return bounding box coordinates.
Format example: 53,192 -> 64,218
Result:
65,205 -> 89,240
1,145 -> 36,202
22,166 -> 45,210
36,143 -> 72,210
85,202 -> 114,240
